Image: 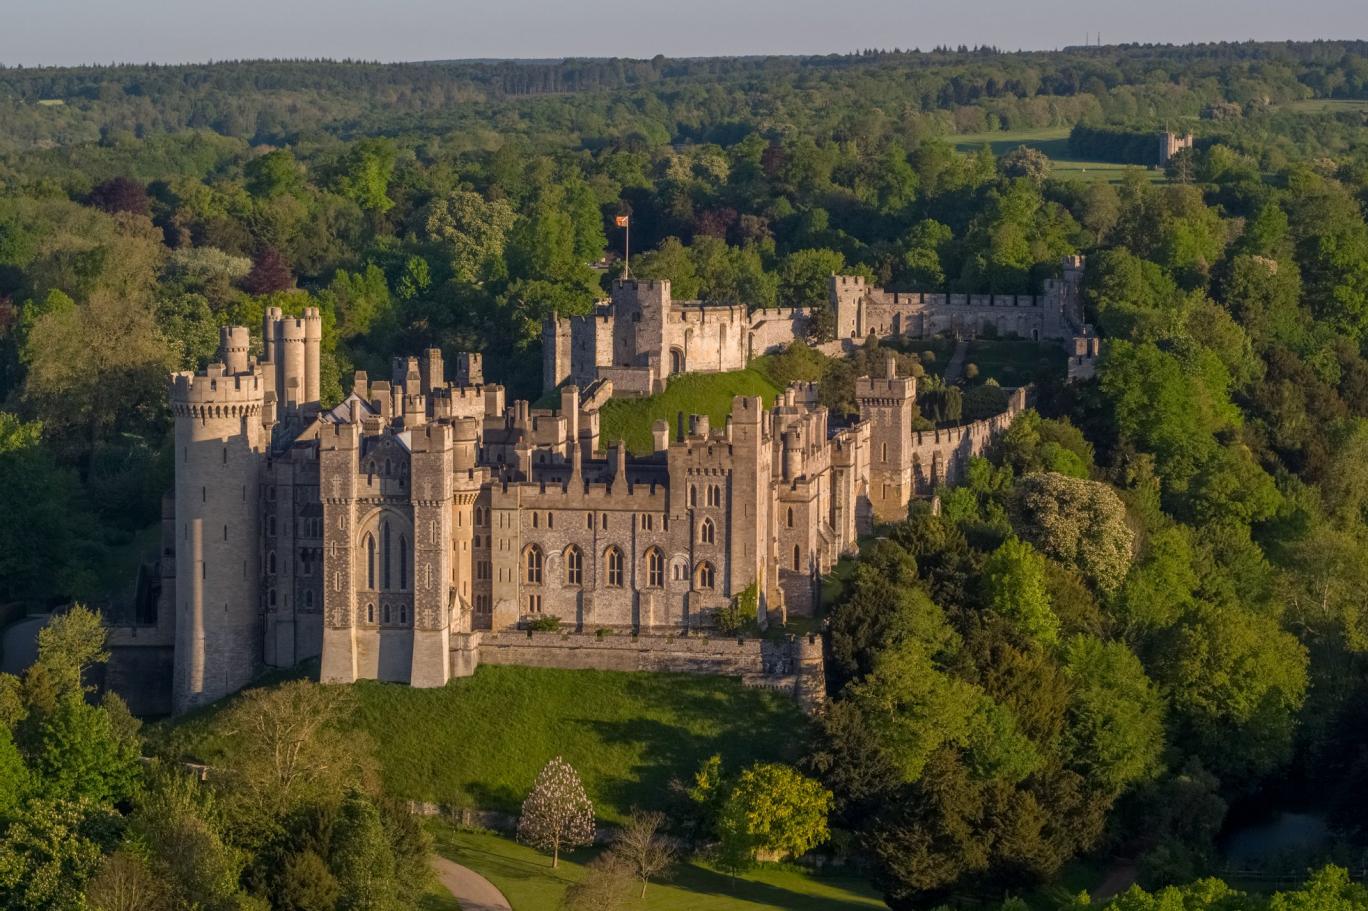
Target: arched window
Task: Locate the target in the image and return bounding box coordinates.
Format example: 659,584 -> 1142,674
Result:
547,512 -> 554,529
708,485 -> 721,507
400,605 -> 407,624
367,602 -> 374,623
382,521 -> 392,590
606,547 -> 624,587
793,545 -> 802,572
474,506 -> 484,526
383,603 -> 391,624
881,442 -> 888,463
267,551 -> 277,574
696,561 -> 716,590
646,548 -> 665,588
689,485 -> 698,508
399,535 -> 409,590
525,546 -> 543,585
786,506 -> 794,528
532,512 -> 539,529
700,517 -> 715,545
565,546 -> 583,586
365,534 -> 376,590
586,511 -> 594,529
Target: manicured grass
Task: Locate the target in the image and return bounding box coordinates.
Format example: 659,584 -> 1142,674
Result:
167,665 -> 811,825
418,878 -> 462,911
962,339 -> 1066,387
429,825 -> 888,911
599,361 -> 785,455
948,126 -> 1165,183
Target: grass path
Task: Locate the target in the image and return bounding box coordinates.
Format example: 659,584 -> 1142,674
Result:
430,825 -> 887,911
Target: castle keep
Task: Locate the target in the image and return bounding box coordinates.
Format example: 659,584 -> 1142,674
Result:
546,256 -> 1085,393
121,260 -> 1080,715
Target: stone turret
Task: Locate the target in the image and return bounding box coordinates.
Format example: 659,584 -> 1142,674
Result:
169,332 -> 268,713
856,356 -> 918,521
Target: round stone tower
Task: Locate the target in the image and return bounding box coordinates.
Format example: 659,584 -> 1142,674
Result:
170,346 -> 267,713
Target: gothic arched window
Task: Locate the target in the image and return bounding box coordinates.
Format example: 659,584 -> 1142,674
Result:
565,546 -> 583,587
708,485 -> 722,507
646,548 -> 665,588
399,535 -> 409,590
525,546 -> 543,585
793,544 -> 802,572
786,506 -> 794,528
606,547 -> 624,587
382,521 -> 392,590
367,602 -> 374,623
700,517 -> 715,545
696,561 -> 716,590
365,534 -> 376,590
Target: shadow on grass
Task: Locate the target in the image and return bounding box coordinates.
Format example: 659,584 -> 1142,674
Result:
668,860 -> 886,911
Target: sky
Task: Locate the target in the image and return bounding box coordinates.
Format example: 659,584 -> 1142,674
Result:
0,0 -> 1363,67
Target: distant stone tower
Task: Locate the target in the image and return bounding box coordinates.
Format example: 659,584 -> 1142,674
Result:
829,275 -> 869,341
262,306 -> 323,413
1158,130 -> 1193,166
169,327 -> 269,713
857,355 -> 918,522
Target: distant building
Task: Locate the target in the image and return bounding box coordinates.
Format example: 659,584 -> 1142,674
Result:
1158,130 -> 1194,166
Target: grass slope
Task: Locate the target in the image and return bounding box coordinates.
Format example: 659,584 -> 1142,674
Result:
963,339 -> 1067,387
430,825 -> 887,911
599,362 -> 785,455
351,665 -> 808,823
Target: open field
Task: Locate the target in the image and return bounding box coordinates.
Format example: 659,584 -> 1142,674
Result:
429,825 -> 888,911
164,664 -> 810,824
1278,98 -> 1368,114
948,126 -> 1165,182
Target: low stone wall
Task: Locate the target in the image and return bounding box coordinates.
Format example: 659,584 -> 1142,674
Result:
476,630 -> 826,712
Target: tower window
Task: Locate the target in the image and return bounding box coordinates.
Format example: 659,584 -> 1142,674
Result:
525,546 -> 543,585
700,517 -> 716,545
646,548 -> 665,588
606,547 -> 624,587
565,547 -> 583,586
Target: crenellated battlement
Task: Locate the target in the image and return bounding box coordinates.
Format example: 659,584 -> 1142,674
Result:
169,364 -> 265,414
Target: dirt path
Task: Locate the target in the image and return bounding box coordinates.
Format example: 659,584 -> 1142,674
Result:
942,338 -> 970,383
431,855 -> 513,911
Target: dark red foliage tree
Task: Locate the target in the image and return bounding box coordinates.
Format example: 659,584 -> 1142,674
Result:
87,177 -> 150,216
242,248 -> 295,295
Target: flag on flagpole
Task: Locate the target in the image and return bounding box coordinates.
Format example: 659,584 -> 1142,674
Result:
614,215 -> 630,228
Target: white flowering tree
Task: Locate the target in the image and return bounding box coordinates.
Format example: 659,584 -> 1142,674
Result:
516,756 -> 595,868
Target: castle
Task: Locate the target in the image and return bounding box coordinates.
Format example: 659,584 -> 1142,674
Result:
111,259 -> 1084,716
545,256 -> 1085,393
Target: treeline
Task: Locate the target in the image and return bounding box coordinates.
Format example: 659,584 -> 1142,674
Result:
1068,124 -> 1164,165
1,41 -> 1367,152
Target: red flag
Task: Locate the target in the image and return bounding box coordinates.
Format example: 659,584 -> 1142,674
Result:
614,215 -> 630,228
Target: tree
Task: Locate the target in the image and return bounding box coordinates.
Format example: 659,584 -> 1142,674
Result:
334,139 -> 396,214
1011,473 -> 1134,594
84,849 -> 170,911
330,794 -> 398,911
35,604 -> 109,697
1000,145 -> 1051,183
30,693 -> 141,806
423,190 -> 517,285
1060,635 -> 1164,795
278,850 -> 339,911
245,150 -> 303,199
981,536 -> 1059,645
560,853 -> 632,911
242,247 -> 295,295
778,248 -> 846,339
610,810 -> 676,898
0,798 -> 111,911
517,756 -> 595,868
716,763 -> 832,865
87,178 -> 150,217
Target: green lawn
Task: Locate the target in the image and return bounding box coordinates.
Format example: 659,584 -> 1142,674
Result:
165,665 -> 810,825
948,126 -> 1165,183
598,360 -> 786,455
962,339 -> 1066,387
429,825 -> 887,911
1277,98 -> 1368,114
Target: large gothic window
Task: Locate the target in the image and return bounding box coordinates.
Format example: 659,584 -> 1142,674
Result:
525,546 -> 543,585
365,533 -> 376,590
565,546 -> 583,587
399,535 -> 409,590
646,548 -> 665,588
699,517 -> 716,545
606,547 -> 624,587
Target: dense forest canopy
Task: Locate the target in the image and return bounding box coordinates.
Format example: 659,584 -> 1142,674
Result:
2,39 -> 1368,911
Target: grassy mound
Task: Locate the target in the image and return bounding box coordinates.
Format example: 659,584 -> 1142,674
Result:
429,825 -> 887,910
165,664 -> 809,825
598,362 -> 784,456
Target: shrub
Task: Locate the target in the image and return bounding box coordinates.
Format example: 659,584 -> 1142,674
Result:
527,616 -> 562,632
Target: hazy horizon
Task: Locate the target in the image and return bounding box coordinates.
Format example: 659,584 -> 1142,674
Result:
0,0 -> 1363,69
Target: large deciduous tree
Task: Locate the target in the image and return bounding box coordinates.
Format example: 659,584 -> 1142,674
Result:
517,756 -> 595,868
